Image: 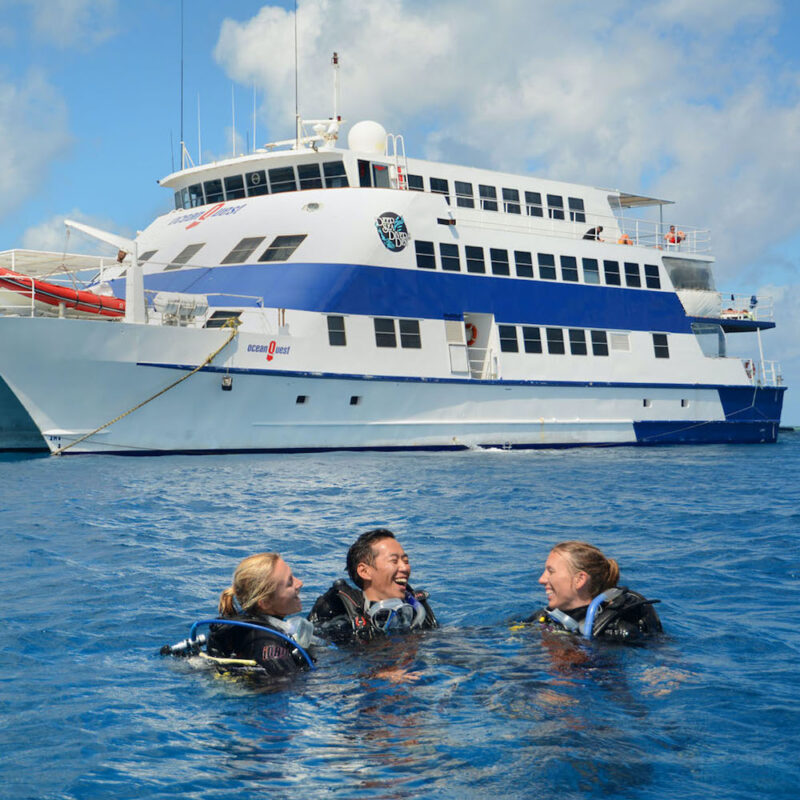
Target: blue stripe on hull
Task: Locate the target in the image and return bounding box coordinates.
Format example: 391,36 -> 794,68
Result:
634,420 -> 780,444
119,262 -> 694,333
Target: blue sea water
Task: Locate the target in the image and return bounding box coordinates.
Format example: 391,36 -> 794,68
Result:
2,437 -> 799,800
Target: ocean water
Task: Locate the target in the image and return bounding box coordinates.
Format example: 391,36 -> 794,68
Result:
2,437 -> 799,800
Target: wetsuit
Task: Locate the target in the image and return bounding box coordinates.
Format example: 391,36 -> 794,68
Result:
528,587 -> 662,640
308,579 -> 438,644
206,614 -> 310,676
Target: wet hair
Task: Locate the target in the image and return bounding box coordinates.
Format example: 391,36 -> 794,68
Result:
346,528 -> 396,589
552,541 -> 620,596
218,553 -> 281,617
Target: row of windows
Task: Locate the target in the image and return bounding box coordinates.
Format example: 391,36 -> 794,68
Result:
499,325 -> 670,359
327,316 -> 421,349
414,241 -> 661,288
406,174 -> 586,222
174,161 -> 349,210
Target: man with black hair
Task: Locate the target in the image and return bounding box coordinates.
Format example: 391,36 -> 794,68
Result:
308,528 -> 437,643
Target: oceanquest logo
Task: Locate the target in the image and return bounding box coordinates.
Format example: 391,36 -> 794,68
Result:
375,212 -> 409,252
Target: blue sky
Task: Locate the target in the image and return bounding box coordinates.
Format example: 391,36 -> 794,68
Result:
2,0 -> 799,421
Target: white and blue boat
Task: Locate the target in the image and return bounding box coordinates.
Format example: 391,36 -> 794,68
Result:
0,88 -> 785,454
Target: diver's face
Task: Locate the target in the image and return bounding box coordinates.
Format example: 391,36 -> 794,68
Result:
261,557 -> 303,618
359,537 -> 411,602
538,550 -> 586,611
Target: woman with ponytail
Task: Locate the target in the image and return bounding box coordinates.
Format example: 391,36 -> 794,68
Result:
530,541 -> 662,640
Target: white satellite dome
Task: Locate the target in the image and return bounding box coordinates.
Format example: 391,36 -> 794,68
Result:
347,120 -> 387,154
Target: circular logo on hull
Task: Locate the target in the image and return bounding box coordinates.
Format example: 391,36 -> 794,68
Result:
375,212 -> 409,252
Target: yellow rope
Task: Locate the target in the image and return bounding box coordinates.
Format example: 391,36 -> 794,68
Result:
52,321 -> 239,455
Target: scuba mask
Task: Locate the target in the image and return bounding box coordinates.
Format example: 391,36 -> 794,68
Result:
366,594 -> 427,632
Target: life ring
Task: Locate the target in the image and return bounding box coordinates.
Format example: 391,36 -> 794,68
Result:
465,323 -> 478,346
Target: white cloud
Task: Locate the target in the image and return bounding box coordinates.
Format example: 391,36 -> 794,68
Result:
21,210 -> 129,257
13,0 -> 118,47
0,70 -> 71,216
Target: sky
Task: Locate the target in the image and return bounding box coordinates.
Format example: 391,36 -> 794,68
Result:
1,0 -> 799,421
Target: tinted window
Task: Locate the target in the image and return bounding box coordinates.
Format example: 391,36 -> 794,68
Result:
165,243 -> 204,271
561,255 -> 579,282
203,179 -> 224,203
322,160 -> 349,188
591,330 -> 609,356
514,250 -> 534,278
465,245 -> 486,273
525,191 -> 543,217
269,166 -> 297,193
499,325 -> 519,352
522,326 -> 542,353
603,259 -> 621,285
644,264 -> 661,289
258,234 -> 307,262
407,174 -> 424,191
298,163 -> 323,190
546,327 -> 565,354
430,177 -> 450,203
246,170 -> 268,196
490,248 -> 510,275
503,188 -> 521,214
569,328 -> 587,355
188,183 -> 204,207
374,318 -> 396,348
221,236 -> 265,265
224,174 -> 246,199
327,315 -> 346,346
568,197 -> 586,222
624,262 -> 641,287
415,240 -> 436,270
399,319 -> 421,349
479,185 -> 498,211
455,181 -> 475,208
440,243 -> 460,272
583,258 -> 600,284
653,333 -> 669,358
547,194 -> 564,220
372,163 -> 391,188
138,250 -> 157,263
538,253 -> 557,280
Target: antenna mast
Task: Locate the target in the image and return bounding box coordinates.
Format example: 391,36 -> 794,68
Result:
332,52 -> 340,120
179,0 -> 185,169
294,0 -> 300,148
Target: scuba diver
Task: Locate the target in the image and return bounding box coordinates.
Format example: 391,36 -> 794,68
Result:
308,528 -> 438,644
528,541 -> 662,640
161,553 -> 319,676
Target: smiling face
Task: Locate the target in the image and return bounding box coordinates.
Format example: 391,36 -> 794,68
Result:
538,549 -> 591,611
258,557 -> 303,618
358,537 -> 411,602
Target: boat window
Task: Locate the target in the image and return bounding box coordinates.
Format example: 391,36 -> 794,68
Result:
560,255 -> 579,282
415,240 -> 436,270
691,322 -> 726,358
569,328 -> 587,355
323,160 -> 349,188
490,248 -> 510,276
327,315 -> 346,346
465,245 -> 486,274
514,250 -> 534,278
298,163 -> 323,190
525,191 -> 543,217
224,174 -> 246,199
498,325 -> 519,352
522,326 -> 542,353
165,243 -> 205,271
188,184 -> 204,208
653,333 -> 669,359
479,185 -> 498,211
269,166 -> 297,193
547,194 -> 565,220
591,330 -> 609,356
399,319 -> 421,349
582,258 -> 600,284
503,188 -> 521,214
440,243 -> 460,272
246,170 -> 269,196
546,327 -> 565,354
568,197 -> 586,222
603,259 -> 621,286
538,253 -> 557,280
374,318 -> 397,348
430,178 -> 450,204
662,257 -> 715,290
372,163 -> 391,188
624,262 -> 641,288
407,174 -> 424,191
258,234 -> 307,262
644,264 -> 661,289
221,236 -> 266,265
204,310 -> 242,329
610,332 -> 630,351
174,190 -> 186,210
357,160 -> 372,187
138,250 -> 157,263
455,181 -> 475,208
204,178 -> 224,204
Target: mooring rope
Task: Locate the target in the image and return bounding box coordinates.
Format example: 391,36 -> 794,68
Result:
52,321 -> 239,456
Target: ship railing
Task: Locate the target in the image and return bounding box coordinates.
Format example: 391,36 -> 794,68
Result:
718,293 -> 774,323
753,359 -> 782,387
432,190 -> 711,254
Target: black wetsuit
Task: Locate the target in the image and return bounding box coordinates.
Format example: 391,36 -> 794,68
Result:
528,587 -> 662,640
308,579 -> 438,644
206,615 -> 309,676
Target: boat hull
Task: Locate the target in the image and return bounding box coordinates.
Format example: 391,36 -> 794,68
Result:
0,317 -> 783,454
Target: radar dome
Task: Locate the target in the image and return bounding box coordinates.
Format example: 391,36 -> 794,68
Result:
347,121 -> 387,154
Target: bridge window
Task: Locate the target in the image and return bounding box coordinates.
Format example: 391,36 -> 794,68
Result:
465,245 -> 486,274
407,174 -> 424,191
371,163 -> 391,188
204,179 -> 224,204
224,175 -> 246,199
399,319 -> 421,349
538,253 -> 556,280
221,237 -> 265,265
327,315 -> 346,346
547,194 -> 565,220
188,184 -> 204,207
479,185 -> 498,211
568,197 -> 586,222
269,166 -> 297,193
503,188 -> 521,214
298,163 -> 323,190
323,160 -> 349,188
415,240 -> 436,270
440,243 -> 460,272
430,177 -> 450,204
499,325 -> 519,352
522,326 -> 542,353
165,243 -> 205,271
490,248 -> 510,276
246,170 -> 268,196
644,264 -> 661,289
455,181 -> 474,208
258,234 -> 307,262
525,191 -> 543,217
